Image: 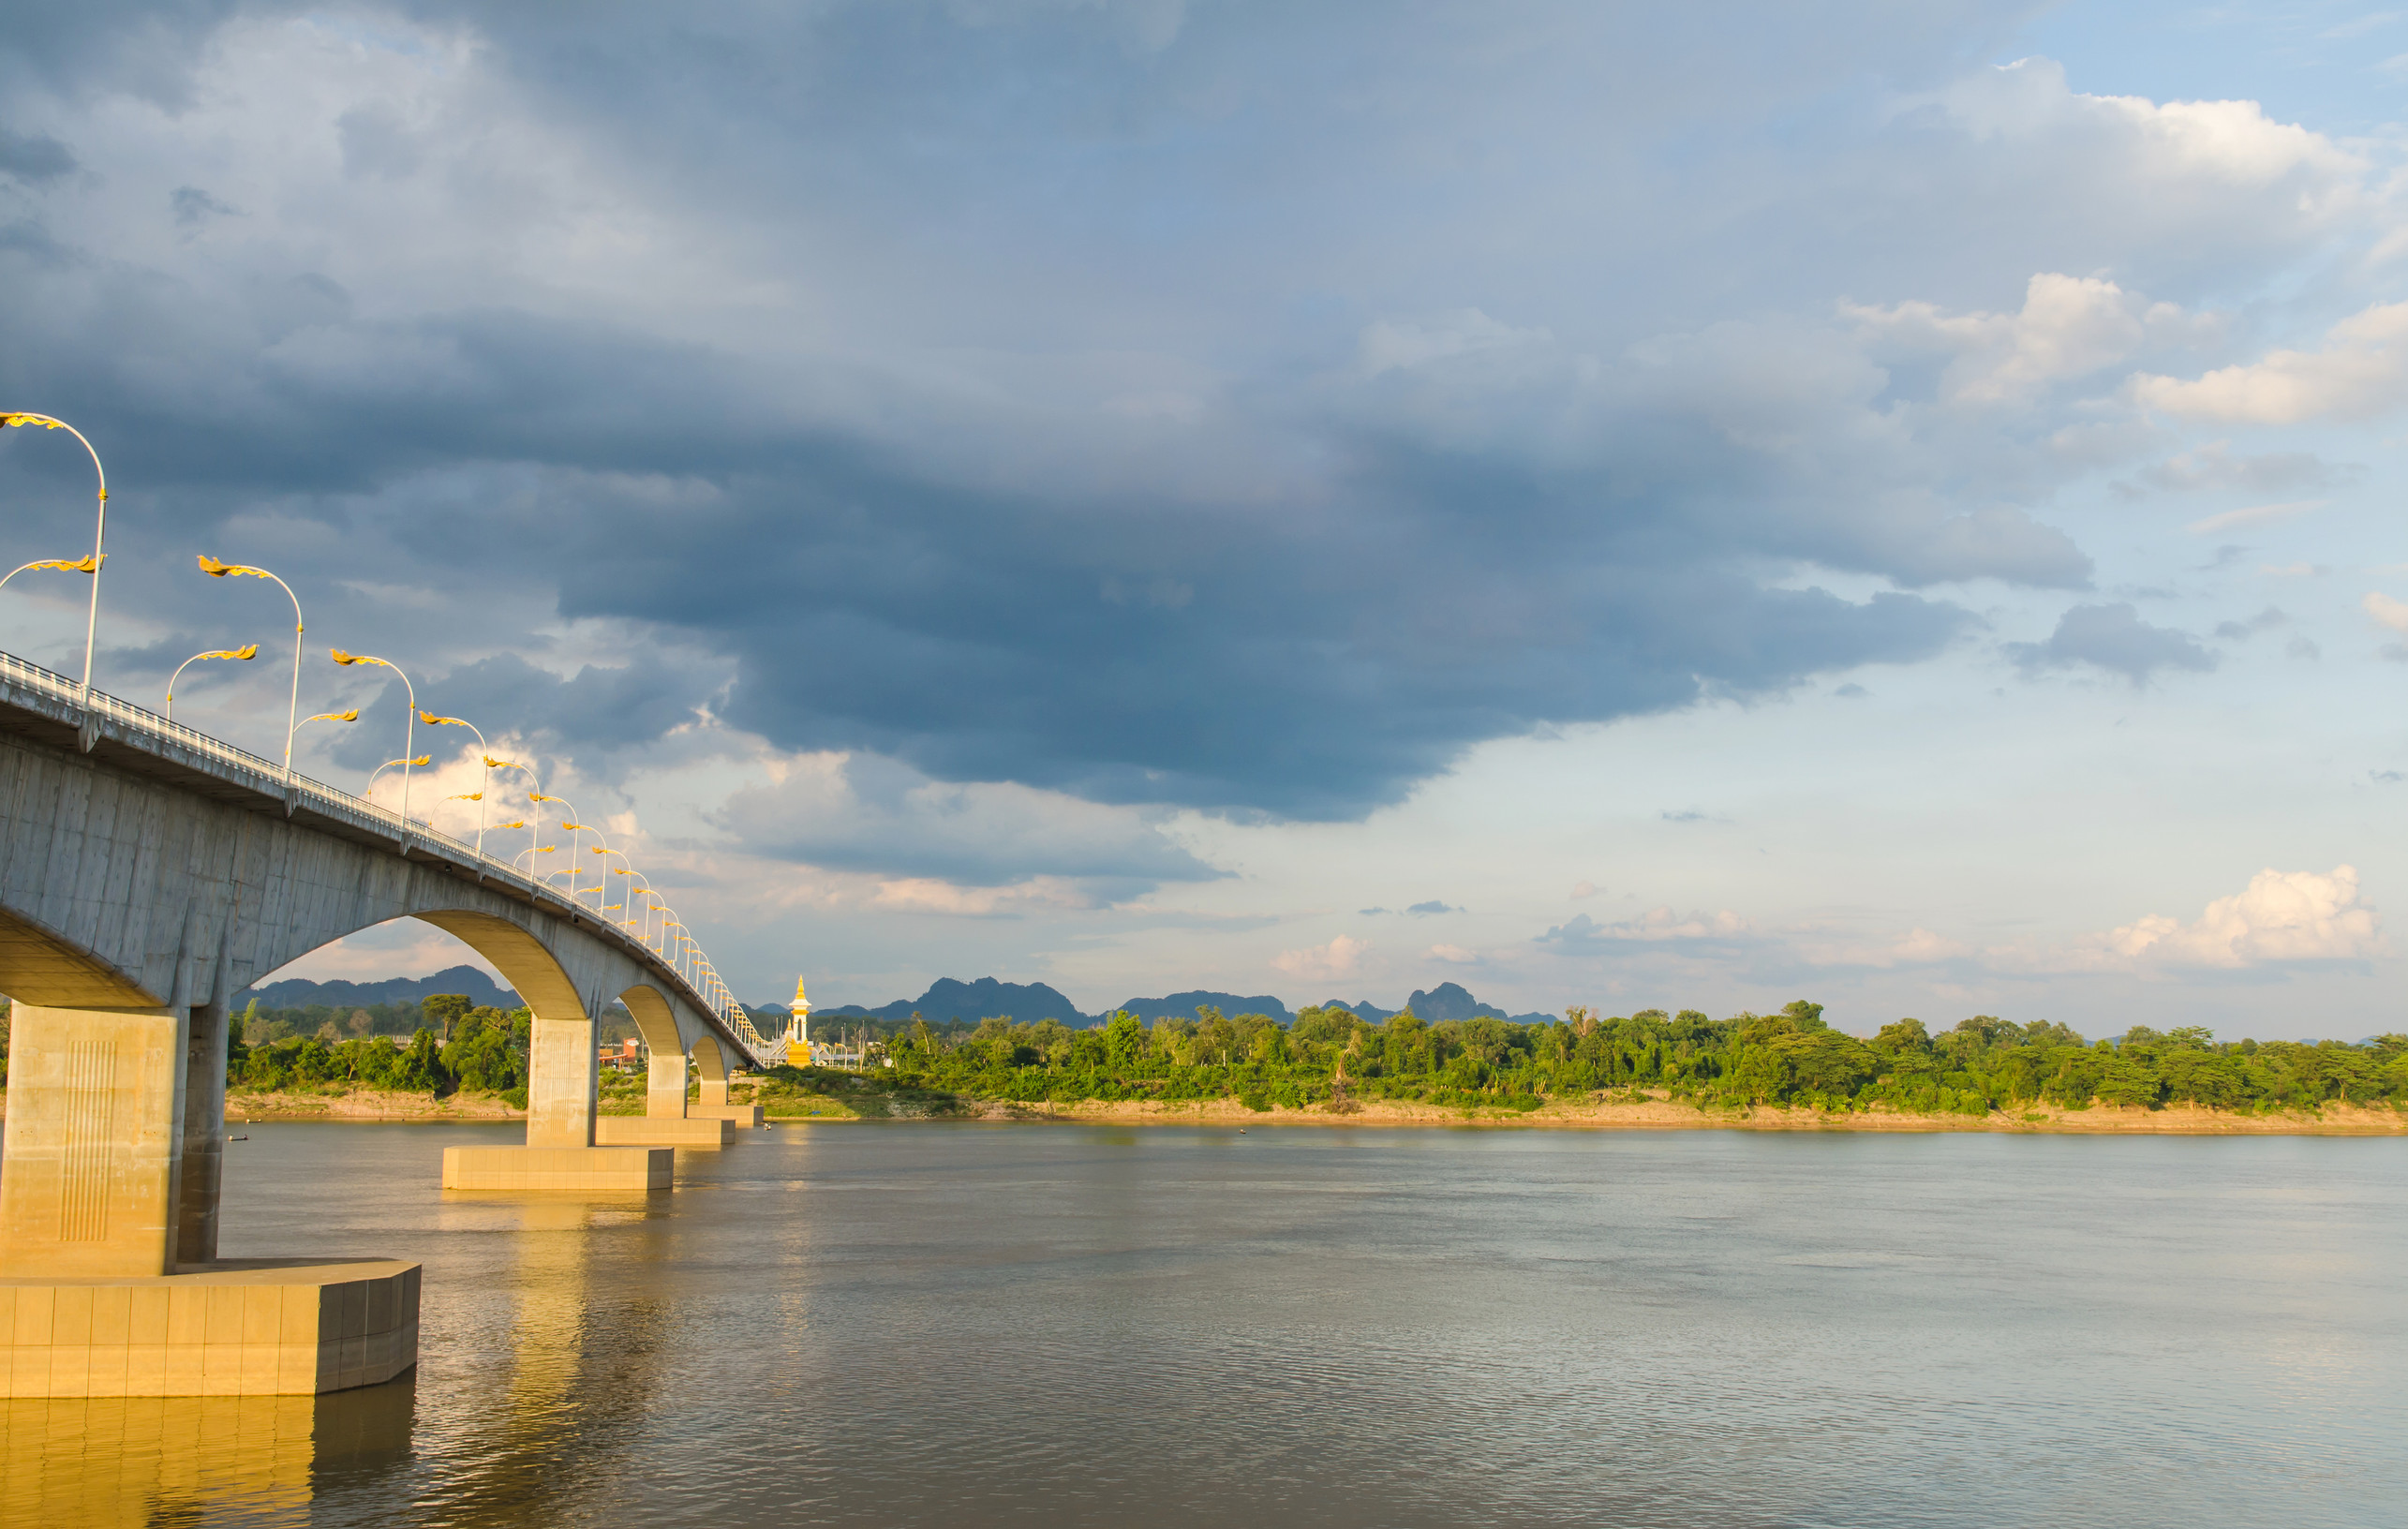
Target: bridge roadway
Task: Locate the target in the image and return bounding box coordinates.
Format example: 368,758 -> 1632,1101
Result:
0,646 -> 780,1397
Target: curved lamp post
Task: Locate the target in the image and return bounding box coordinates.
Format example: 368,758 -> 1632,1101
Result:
416,712 -> 486,847
164,644 -> 257,722
526,790 -> 567,887
0,555 -> 104,598
1,413 -> 108,705
197,557 -> 306,793
330,649 -> 417,835
586,843 -> 627,909
368,754 -> 430,793
512,843 -> 557,876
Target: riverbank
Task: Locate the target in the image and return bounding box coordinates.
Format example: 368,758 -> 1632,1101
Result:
8,1087 -> 2393,1133
778,1091 -> 2408,1135
217,1087 -> 526,1121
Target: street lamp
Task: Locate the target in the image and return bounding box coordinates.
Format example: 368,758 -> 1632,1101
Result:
587,845 -> 628,908
368,754 -> 430,793
0,555 -> 103,596
196,557 -> 308,794
526,789 -> 568,886
164,644 -> 257,722
330,649 -> 418,835
512,844 -> 557,875
415,714 -> 493,852
2,413 -> 109,706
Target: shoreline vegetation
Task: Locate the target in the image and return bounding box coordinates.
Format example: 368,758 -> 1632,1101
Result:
4,995 -> 2401,1136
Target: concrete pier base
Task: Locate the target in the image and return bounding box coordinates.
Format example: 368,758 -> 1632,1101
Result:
594,1116 -> 732,1148
689,1103 -> 764,1127
440,1146 -> 673,1191
0,1259 -> 420,1397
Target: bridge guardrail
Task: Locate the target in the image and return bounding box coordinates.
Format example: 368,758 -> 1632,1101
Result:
0,647 -> 770,1062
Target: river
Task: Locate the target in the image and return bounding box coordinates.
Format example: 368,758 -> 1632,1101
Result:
5,1121 -> 2401,1526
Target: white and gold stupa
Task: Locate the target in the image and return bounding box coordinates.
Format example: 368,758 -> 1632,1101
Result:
785,976 -> 812,1057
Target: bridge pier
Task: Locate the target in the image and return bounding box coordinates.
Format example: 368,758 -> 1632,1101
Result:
686,1038 -> 763,1128
439,1014 -> 672,1190
0,1002 -> 419,1396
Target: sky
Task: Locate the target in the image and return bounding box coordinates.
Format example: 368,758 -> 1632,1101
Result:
5,1 -> 2408,1040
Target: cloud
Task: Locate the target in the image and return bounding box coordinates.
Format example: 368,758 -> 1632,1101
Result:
1272,935 -> 1369,981
1405,899 -> 1458,916
1568,882 -> 1598,899
1841,272 -> 2153,406
0,10 -> 2382,856
713,751 -> 1221,893
1423,943 -> 1481,965
2213,606 -> 2288,641
2365,591 -> 2408,633
1796,927 -> 1971,969
1537,908 -> 1750,954
2074,866 -> 2381,970
2139,441 -> 2351,496
0,129 -> 76,184
2134,302 -> 2408,424
2007,602 -> 2216,684
169,185 -> 238,228
2185,499 -> 2326,535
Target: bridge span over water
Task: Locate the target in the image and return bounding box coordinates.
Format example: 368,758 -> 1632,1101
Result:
0,646 -> 783,1397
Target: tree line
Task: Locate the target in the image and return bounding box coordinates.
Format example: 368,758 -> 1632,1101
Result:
14,992 -> 2396,1119
817,1000 -> 2408,1115
226,998 -> 533,1104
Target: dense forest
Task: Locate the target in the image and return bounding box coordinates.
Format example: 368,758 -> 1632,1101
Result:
828,1000 -> 2408,1117
220,997 -> 535,1105
5,995 -> 2402,1118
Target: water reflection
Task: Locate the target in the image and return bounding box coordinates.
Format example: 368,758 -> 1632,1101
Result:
0,1381 -> 413,1528
29,1122 -> 2403,1528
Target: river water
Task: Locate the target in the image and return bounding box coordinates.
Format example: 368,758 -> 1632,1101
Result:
4,1121 -> 2401,1527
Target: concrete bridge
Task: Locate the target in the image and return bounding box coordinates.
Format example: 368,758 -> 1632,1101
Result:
0,646 -> 779,1398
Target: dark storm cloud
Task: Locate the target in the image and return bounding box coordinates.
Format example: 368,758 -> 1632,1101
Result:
7,0 -> 2242,826
0,130 -> 76,184
2008,603 -> 2216,685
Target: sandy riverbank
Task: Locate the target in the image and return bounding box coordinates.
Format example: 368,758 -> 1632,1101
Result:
840,1093 -> 2408,1136
8,1087 -> 2395,1134
216,1088 -> 527,1121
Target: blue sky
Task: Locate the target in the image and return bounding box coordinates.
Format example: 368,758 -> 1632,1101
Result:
4,2 -> 2407,1038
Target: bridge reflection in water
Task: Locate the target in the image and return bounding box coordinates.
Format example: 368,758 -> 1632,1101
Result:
0,1186 -> 684,1527
0,1383 -> 414,1525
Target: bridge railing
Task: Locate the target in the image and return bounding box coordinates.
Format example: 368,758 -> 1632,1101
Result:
0,647 -> 766,1061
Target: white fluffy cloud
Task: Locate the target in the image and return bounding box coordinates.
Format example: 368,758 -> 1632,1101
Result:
1272,934 -> 1370,981
2068,867 -> 2380,971
2133,302 -> 2408,424
1843,273 -> 2160,406
2364,591 -> 2408,633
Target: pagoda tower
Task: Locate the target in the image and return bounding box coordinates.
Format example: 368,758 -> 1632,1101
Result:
786,975 -> 812,1059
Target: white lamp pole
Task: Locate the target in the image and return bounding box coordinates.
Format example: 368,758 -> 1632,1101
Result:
2,413 -> 109,706
197,557 -> 306,793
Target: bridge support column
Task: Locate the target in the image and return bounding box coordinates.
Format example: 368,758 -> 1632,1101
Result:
688,1042 -> 762,1128
176,994 -> 230,1266
0,1003 -> 419,1395
646,1046 -> 688,1119
0,1004 -> 190,1280
440,1014 -> 671,1190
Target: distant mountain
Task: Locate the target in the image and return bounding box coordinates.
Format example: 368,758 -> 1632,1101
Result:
1314,985 -> 1553,1026
237,964 -> 518,1012
1403,981 -> 1554,1025
1317,998 -> 1396,1023
818,976 -> 1093,1027
1114,990 -> 1294,1024
793,976 -> 1553,1031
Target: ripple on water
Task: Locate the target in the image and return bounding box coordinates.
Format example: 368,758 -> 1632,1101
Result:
3,1123 -> 2401,1528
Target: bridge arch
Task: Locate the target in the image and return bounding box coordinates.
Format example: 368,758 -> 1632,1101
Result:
618,982 -> 690,1119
